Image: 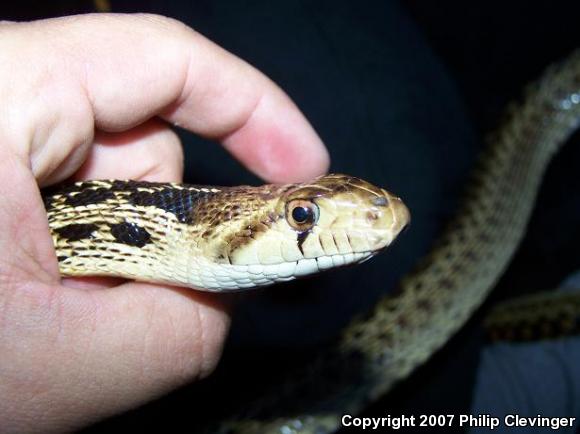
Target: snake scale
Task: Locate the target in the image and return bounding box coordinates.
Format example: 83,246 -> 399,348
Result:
43,51 -> 580,433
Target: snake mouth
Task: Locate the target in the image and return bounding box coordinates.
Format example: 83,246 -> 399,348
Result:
308,251 -> 376,272
197,251 -> 377,291
249,250 -> 377,278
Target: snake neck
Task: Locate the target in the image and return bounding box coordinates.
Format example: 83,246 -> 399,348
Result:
44,180 -> 216,286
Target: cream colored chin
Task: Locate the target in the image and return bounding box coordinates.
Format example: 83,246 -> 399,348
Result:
183,252 -> 373,292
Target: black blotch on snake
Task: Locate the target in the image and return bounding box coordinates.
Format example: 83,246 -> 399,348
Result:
117,182 -> 215,224
110,222 -> 152,247
64,188 -> 116,207
54,223 -> 98,241
44,181 -> 217,224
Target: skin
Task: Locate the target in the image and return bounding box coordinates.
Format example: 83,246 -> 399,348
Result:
0,13 -> 329,433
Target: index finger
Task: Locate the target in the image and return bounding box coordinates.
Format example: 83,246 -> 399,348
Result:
17,13 -> 330,183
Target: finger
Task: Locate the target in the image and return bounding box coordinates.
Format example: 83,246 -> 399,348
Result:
0,152 -> 60,282
85,283 -> 230,420
0,279 -> 230,432
3,14 -> 329,184
93,282 -> 232,381
61,276 -> 124,290
73,119 -> 184,183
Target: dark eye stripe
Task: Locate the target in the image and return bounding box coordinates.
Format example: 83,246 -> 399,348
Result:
296,231 -> 309,254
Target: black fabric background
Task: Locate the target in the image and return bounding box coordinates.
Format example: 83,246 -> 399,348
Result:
3,1 -> 580,432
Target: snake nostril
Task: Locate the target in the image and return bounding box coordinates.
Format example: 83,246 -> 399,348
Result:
372,196 -> 389,207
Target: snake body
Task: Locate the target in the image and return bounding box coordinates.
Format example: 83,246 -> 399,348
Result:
485,290 -> 580,342
44,52 -> 580,433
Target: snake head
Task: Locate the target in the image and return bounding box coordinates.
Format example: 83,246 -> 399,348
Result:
278,173 -> 409,267
219,174 -> 410,284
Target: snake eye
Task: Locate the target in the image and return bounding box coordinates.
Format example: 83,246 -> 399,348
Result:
286,199 -> 319,231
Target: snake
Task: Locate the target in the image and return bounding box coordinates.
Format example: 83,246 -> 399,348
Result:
44,175 -> 409,291
42,51 -> 580,433
485,290 -> 580,342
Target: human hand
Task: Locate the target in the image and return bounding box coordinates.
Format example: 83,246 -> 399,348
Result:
0,13 -> 328,433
